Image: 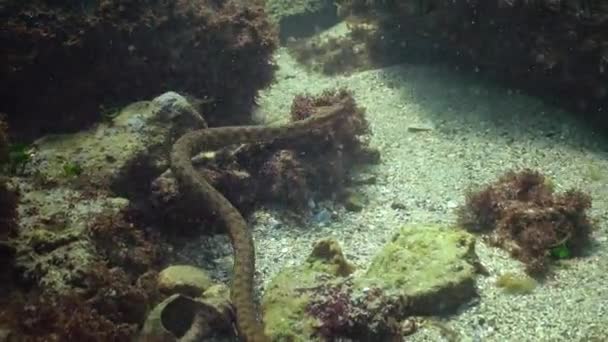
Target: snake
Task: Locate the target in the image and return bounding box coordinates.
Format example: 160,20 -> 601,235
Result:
170,100 -> 348,342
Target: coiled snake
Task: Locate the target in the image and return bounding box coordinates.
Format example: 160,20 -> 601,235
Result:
170,100 -> 348,341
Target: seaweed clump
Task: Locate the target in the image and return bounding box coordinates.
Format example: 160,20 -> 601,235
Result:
88,207 -> 163,275
1,210 -> 162,342
151,89 -> 379,231
1,0 -> 277,139
256,88 -> 378,209
4,264 -> 158,342
457,169 -> 593,274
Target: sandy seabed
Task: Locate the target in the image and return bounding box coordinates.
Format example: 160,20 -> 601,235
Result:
176,43 -> 608,341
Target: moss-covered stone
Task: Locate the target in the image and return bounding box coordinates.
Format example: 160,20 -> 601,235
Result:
262,226 -> 481,340
157,265 -> 214,297
13,186 -> 130,293
27,92 -> 205,195
262,237 -> 354,341
357,224 -> 480,315
21,227 -> 80,254
306,238 -> 355,277
343,191 -> 366,212
495,272 -> 538,295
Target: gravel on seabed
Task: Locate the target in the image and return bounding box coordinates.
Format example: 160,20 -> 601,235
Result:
174,46 -> 608,341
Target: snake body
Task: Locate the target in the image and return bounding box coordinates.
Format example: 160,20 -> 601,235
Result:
170,101 -> 347,341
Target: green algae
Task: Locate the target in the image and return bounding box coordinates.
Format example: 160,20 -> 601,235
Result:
495,272 -> 538,295
262,238 -> 354,341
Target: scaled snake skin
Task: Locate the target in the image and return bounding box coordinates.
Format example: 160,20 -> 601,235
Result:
170,100 -> 348,341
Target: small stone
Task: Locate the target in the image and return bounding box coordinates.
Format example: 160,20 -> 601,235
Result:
400,318 -> 418,336
200,284 -> 233,324
407,123 -> 434,132
268,217 -> 282,230
313,208 -> 332,225
344,192 -> 366,212
446,200 -> 458,209
157,265 -> 214,297
359,148 -> 381,164
361,224 -> 480,313
391,202 -> 407,210
351,175 -> 377,185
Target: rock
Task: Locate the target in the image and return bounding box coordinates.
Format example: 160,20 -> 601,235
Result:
495,272 -> 538,295
343,191 -> 366,212
138,293 -> 233,342
390,202 -> 407,210
199,283 -> 234,330
356,147 -> 382,164
157,265 -> 214,297
307,238 -> 355,277
262,225 -> 482,340
262,238 -> 355,341
407,123 -> 435,132
446,200 -> 459,209
26,92 -> 206,196
358,224 -> 480,315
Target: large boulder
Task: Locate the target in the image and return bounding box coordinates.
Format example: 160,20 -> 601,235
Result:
26,92 -> 205,196
262,225 -> 482,340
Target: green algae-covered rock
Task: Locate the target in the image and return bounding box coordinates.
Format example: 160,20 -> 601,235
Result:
262,238 -> 355,341
262,227 -> 482,340
27,92 -> 205,194
306,238 -> 355,277
13,186 -> 131,293
11,93 -> 203,295
358,224 -> 480,314
157,265 -> 214,297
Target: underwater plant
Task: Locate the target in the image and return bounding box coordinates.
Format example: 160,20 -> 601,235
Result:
88,208 -> 162,274
457,169 -> 593,275
285,88 -> 378,199
151,88 -> 379,232
1,203 -> 162,341
8,264 -> 156,341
